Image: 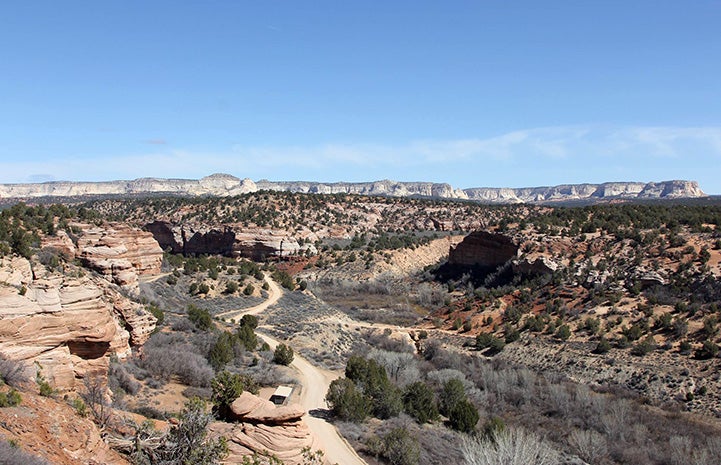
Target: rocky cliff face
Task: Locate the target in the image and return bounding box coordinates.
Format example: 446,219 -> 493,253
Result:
77,224 -> 163,289
0,255 -> 156,392
256,179 -> 470,199
448,231 -> 519,267
0,174 -> 706,204
463,180 -> 705,203
145,221 -> 316,259
0,173 -> 258,199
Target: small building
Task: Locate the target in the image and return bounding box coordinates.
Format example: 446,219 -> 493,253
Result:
270,385 -> 293,405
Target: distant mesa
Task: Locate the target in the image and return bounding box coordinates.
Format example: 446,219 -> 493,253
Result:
0,173 -> 706,204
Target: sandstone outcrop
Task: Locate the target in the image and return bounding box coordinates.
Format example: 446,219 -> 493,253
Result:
145,221 -> 315,260
0,174 -> 706,204
448,231 -> 519,268
512,256 -> 559,275
210,392 -> 313,465
229,391 -> 305,424
77,224 -> 163,288
0,257 -> 154,391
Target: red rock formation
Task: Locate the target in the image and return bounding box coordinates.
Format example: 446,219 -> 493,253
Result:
77,224 -> 163,288
448,231 -> 519,267
145,221 -> 315,260
210,392 -> 313,465
0,257 -> 154,392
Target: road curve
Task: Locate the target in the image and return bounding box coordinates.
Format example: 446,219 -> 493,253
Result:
216,273 -> 283,320
219,275 -> 367,465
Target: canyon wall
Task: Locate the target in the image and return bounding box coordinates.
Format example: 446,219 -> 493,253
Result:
145,220 -> 315,259
448,231 -> 519,267
0,224 -> 162,391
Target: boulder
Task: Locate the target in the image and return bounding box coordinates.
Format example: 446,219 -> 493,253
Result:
229,391 -> 305,424
0,391 -> 129,465
211,392 -> 313,465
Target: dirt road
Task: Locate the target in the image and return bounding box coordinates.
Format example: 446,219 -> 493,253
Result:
219,276 -> 367,465
216,274 -> 283,320
258,334 -> 367,465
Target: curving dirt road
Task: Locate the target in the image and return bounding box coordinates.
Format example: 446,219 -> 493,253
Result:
219,275 -> 367,465
216,273 -> 283,320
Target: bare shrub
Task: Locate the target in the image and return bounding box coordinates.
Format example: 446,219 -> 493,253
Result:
426,369 -> 483,406
546,384 -> 571,417
569,429 -> 608,464
138,333 -> 214,387
669,435 -> 718,465
81,376 -> 112,428
0,440 -> 50,465
462,427 -> 559,465
600,399 -> 631,441
109,362 -> 140,395
182,386 -> 212,400
245,359 -> 298,387
369,349 -> 419,386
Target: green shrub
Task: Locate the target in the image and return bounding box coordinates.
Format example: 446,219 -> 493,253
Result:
402,381 -> 438,424
631,335 -> 656,356
556,324 -> 571,341
188,304 -> 213,331
224,281 -> 238,294
35,367 -> 54,397
695,340 -> 719,360
475,332 -> 505,354
211,371 -> 258,420
71,397 -> 88,417
380,427 -> 420,465
0,388 -> 22,407
592,337 -> 611,354
325,378 -> 371,422
679,340 -> 693,355
146,302 -> 164,326
272,344 -> 294,366
448,398 -> 479,433
439,378 -> 465,417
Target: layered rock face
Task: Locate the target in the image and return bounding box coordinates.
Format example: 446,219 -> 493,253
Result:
0,173 -> 257,199
256,179 -> 470,199
0,174 -> 706,204
77,224 -> 163,288
145,221 -> 315,260
462,180 -> 705,203
448,231 -> 519,267
211,392 -> 313,465
0,257 -> 155,391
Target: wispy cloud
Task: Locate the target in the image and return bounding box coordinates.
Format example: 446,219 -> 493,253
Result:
1,125 -> 720,191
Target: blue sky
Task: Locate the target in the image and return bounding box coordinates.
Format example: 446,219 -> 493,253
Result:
1,1 -> 720,192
